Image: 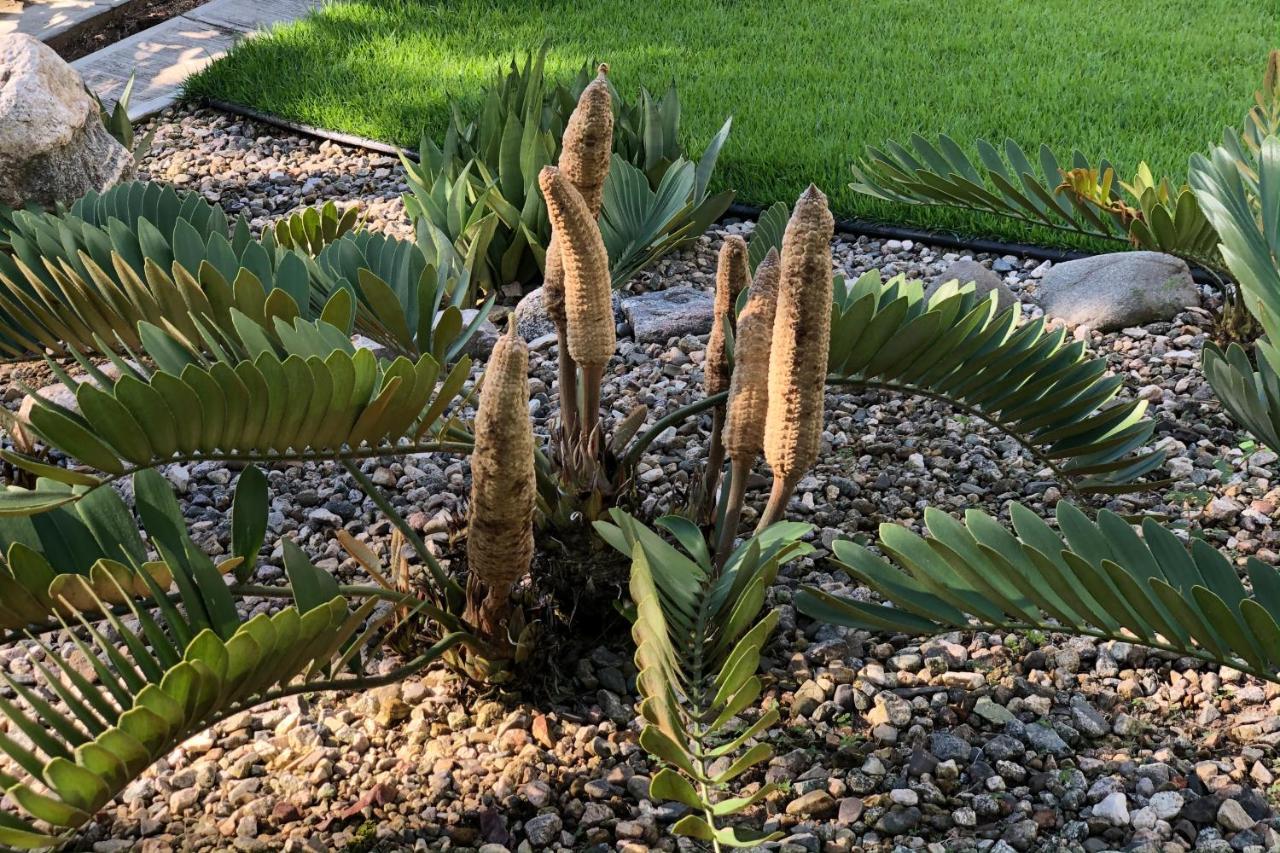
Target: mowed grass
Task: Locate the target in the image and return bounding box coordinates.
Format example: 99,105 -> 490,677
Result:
186,0 -> 1277,246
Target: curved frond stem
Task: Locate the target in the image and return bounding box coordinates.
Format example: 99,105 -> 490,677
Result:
623,392 -> 725,471
202,631 -> 472,731
954,618 -> 1276,685
340,460 -> 463,601
231,583 -> 466,632
843,377 -> 1081,497
6,441 -> 474,517
626,372 -> 1151,503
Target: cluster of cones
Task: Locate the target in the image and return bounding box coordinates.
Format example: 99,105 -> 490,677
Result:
465,62 -> 835,643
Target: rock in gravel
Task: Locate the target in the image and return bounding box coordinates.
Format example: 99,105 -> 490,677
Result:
1069,697 -> 1109,737
837,797 -> 864,824
0,34 -> 133,208
1037,251 -> 1198,330
973,695 -> 1015,725
929,731 -> 971,762
876,805 -> 921,834
1218,798 -> 1255,832
1024,721 -> 1070,755
457,308 -> 501,359
514,285 -> 623,340
1149,790 -> 1184,820
786,790 -> 836,817
621,286 -> 714,343
927,258 -> 1018,312
1094,792 -> 1130,826
524,812 -> 562,845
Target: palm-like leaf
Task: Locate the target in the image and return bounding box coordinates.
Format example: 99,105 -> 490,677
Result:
1202,341 -> 1280,454
850,135 -> 1220,265
0,469 -> 467,847
1189,133 -> 1280,456
0,470 -> 265,634
0,182 -> 484,362
1190,138 -> 1280,336
826,272 -> 1164,493
594,511 -> 812,847
797,502 -> 1280,684
1,327 -> 472,491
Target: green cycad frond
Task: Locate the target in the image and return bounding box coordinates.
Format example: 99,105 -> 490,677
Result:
826,271 -> 1165,494
798,502 -> 1280,683
1189,133 -> 1280,456
0,468 -> 465,848
0,469 -> 265,634
595,511 -> 812,848
0,597 -> 354,849
0,182 -> 488,362
849,135 -> 1220,265
1202,341 -> 1280,455
3,331 -> 473,491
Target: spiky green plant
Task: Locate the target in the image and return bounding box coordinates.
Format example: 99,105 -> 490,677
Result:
399,48 -> 733,299
597,510 -> 813,848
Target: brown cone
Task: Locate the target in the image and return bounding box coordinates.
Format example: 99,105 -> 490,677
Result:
763,185 -> 834,485
465,324 -> 536,640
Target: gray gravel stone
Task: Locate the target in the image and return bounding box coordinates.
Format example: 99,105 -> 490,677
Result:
621,285 -> 713,343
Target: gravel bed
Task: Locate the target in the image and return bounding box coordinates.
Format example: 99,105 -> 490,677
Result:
3,104 -> 1279,853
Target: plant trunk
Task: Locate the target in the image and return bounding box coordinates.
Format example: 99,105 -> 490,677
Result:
580,362 -> 605,439
755,473 -> 800,532
700,407 -> 727,521
555,321 -> 580,441
715,458 -> 752,568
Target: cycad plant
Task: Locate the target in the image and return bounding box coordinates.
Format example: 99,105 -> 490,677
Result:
0,52 -> 1197,848
849,51 -> 1280,340
799,63 -> 1280,699
400,48 -> 734,300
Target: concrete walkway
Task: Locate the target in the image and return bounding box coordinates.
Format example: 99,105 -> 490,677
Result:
69,0 -> 314,120
1,0 -> 132,43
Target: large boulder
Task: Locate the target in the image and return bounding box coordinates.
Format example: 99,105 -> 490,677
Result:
926,258 -> 1018,313
0,33 -> 133,209
1037,251 -> 1199,331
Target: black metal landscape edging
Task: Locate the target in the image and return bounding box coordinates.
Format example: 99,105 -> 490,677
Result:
204,97 -> 1221,285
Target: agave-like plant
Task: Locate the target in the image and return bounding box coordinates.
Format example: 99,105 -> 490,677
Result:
400,48 -> 733,300
87,73 -> 155,167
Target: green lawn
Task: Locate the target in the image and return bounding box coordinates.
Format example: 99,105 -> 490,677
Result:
186,0 -> 1277,247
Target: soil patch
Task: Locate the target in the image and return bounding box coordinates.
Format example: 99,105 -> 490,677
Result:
47,0 -> 209,62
